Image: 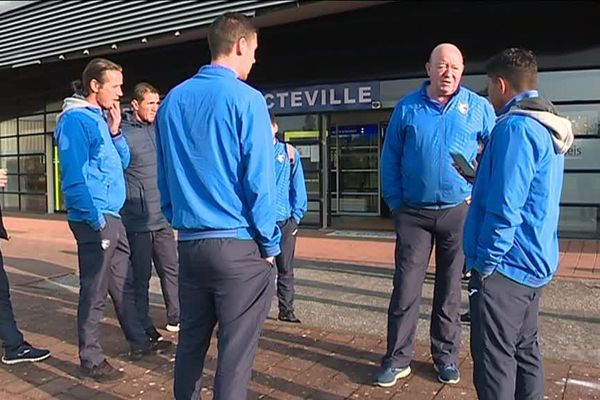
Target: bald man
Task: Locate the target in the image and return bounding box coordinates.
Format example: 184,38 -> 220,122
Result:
374,43 -> 495,387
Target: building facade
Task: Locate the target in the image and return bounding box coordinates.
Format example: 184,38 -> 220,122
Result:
1,1 -> 599,237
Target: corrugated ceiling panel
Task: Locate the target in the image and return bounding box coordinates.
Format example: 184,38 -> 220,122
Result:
0,0 -> 297,68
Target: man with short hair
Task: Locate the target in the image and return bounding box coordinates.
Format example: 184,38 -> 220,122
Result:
270,112 -> 307,324
55,58 -> 171,383
465,48 -> 573,400
120,82 -> 180,342
374,43 -> 495,387
156,13 -> 280,400
0,169 -> 51,365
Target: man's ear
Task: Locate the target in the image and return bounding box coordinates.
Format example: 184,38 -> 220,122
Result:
425,62 -> 431,76
497,76 -> 508,95
131,99 -> 139,112
235,37 -> 248,56
89,78 -> 101,94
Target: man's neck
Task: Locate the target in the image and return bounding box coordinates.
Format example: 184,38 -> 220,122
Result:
211,58 -> 239,78
85,95 -> 101,108
426,85 -> 452,106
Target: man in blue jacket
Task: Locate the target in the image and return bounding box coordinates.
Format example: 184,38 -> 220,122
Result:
270,112 -> 308,324
120,82 -> 180,342
156,13 -> 280,400
375,43 -> 496,387
464,48 -> 573,400
54,58 -> 170,383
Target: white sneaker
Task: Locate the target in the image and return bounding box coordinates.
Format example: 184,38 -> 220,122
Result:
166,323 -> 180,333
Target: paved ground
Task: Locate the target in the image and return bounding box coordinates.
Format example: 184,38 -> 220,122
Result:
0,216 -> 599,399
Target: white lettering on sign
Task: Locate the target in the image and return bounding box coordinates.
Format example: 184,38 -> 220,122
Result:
265,85 -> 375,110
358,87 -> 371,103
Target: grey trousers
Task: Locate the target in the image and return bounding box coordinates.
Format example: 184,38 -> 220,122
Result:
127,226 -> 179,329
69,215 -> 147,368
382,203 -> 467,368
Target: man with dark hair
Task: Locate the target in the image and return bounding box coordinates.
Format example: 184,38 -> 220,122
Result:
374,43 -> 496,387
156,12 -> 279,400
55,58 -> 171,383
270,112 -> 307,324
120,82 -> 180,344
464,48 -> 573,400
0,169 -> 51,365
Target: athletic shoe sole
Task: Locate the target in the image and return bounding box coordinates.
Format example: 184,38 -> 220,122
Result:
372,366 -> 411,387
1,352 -> 51,365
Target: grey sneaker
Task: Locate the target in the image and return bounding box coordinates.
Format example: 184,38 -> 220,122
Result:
372,365 -> 411,387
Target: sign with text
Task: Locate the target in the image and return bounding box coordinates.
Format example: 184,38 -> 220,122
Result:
264,82 -> 380,114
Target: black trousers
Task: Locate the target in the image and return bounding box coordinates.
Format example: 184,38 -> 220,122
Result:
382,203 -> 467,368
127,226 -> 179,329
69,215 -> 147,368
173,239 -> 275,400
0,251 -> 24,352
469,270 -> 544,400
275,218 -> 298,313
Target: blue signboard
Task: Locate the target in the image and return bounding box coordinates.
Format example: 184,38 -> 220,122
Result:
263,81 -> 380,114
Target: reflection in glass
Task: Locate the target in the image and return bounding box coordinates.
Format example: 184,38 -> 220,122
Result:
20,175 -> 47,194
19,135 -> 46,154
0,157 -> 19,173
0,193 -> 19,210
18,115 -> 45,135
20,195 -> 47,212
0,137 -> 18,155
19,155 -> 46,174
559,206 -> 598,235
0,119 -> 17,137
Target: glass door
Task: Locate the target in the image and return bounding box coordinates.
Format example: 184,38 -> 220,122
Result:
329,124 -> 380,215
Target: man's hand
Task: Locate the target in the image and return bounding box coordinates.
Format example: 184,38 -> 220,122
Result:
453,158 -> 478,184
107,102 -> 121,136
264,256 -> 275,265
0,169 -> 7,188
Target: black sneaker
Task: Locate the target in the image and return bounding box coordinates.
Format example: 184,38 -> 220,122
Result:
145,326 -> 164,343
80,360 -> 125,383
278,310 -> 301,324
1,341 -> 51,365
128,338 -> 173,361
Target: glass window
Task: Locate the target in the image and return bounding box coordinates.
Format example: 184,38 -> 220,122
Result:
561,173 -> 600,204
18,115 -> 45,135
0,137 -> 18,155
0,156 -> 19,174
20,175 -> 46,194
19,155 -> 46,174
2,174 -> 19,192
556,104 -> 600,136
46,112 -> 59,133
20,194 -> 47,212
559,206 -> 599,236
0,119 -> 17,137
0,193 -> 19,210
19,135 -> 45,154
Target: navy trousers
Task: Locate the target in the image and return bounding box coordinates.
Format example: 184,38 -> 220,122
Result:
174,239 -> 275,400
275,218 -> 298,313
383,203 -> 467,368
0,252 -> 24,352
69,215 -> 148,368
127,226 -> 179,329
469,270 -> 545,400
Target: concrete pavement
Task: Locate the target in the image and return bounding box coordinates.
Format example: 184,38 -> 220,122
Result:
0,215 -> 599,399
